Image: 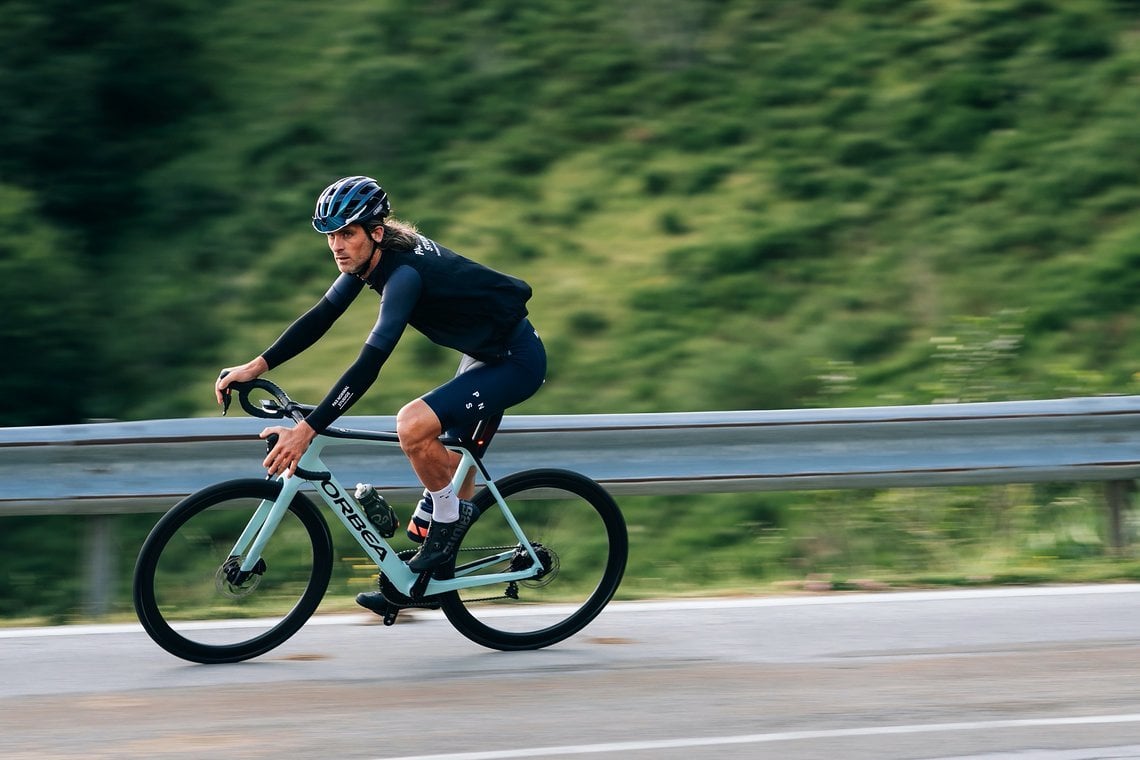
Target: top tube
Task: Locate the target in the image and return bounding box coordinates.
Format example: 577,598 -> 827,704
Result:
224,378 -> 478,451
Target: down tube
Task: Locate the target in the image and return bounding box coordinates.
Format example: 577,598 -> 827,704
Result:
310,472 -> 395,567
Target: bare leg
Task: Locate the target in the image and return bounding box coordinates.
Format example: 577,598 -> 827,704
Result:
396,399 -> 452,491
399,399 -> 482,572
397,399 -> 481,498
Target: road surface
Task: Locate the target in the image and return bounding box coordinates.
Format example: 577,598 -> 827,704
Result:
4,585 -> 1140,759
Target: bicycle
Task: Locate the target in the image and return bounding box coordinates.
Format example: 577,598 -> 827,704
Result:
132,378 -> 628,664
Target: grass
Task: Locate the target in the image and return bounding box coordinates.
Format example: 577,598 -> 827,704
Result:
5,0 -> 1140,625
3,482 -> 1137,627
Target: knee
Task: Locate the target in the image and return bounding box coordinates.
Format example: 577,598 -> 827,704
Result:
396,401 -> 439,454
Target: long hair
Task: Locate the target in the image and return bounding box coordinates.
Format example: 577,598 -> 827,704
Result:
366,217 -> 421,253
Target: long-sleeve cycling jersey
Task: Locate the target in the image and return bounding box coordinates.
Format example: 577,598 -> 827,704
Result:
261,234 -> 532,432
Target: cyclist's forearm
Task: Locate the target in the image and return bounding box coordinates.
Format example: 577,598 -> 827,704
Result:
304,344 -> 390,432
228,356 -> 268,377
261,298 -> 342,369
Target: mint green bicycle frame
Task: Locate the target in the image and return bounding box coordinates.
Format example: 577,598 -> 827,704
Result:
231,427 -> 544,597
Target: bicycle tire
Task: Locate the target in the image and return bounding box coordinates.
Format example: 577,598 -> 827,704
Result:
440,468 -> 627,651
132,478 -> 333,664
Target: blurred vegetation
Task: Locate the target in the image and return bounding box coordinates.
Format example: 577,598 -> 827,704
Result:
6,481 -> 1139,625
2,0 -> 1140,620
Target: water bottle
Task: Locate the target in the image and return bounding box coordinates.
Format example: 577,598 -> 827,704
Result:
355,483 -> 398,538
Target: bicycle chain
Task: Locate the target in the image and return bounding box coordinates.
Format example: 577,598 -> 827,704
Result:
379,545 -> 522,607
438,544 -> 522,604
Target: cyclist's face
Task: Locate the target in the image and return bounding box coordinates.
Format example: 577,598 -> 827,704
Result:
327,224 -> 381,275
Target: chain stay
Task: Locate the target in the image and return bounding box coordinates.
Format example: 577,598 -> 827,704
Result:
380,544 -> 523,607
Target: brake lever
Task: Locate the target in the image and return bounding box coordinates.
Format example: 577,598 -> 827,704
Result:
263,432 -> 280,481
218,370 -> 233,416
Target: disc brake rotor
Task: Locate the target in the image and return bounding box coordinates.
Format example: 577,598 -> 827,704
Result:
215,556 -> 263,598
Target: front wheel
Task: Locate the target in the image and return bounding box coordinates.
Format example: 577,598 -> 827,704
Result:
440,469 -> 627,650
132,478 -> 333,664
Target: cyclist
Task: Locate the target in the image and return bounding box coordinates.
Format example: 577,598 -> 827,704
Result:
214,175 -> 546,601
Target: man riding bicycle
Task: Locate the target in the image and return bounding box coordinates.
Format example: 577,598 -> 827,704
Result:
214,176 -> 546,606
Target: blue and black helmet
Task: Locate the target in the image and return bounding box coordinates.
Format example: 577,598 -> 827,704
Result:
312,176 -> 391,234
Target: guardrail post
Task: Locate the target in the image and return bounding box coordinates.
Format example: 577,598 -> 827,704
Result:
1105,480 -> 1137,551
84,514 -> 115,618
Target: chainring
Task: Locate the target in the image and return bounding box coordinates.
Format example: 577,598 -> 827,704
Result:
378,549 -> 442,609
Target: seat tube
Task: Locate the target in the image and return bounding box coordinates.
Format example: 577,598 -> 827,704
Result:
450,448 -> 480,494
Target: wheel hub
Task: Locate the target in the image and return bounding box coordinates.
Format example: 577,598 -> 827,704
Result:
216,555 -> 266,598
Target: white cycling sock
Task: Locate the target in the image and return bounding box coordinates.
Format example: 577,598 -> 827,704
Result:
411,489 -> 433,519
428,484 -> 459,523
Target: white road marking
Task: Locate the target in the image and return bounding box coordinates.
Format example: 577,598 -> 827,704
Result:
375,714 -> 1140,760
3,583 -> 1140,636
933,746 -> 1140,759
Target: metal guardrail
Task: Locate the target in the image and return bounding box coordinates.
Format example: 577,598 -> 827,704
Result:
3,395 -> 1139,514
3,396 -> 1137,616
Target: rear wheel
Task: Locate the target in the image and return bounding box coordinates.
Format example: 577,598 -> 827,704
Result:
440,469 -> 627,650
132,479 -> 333,664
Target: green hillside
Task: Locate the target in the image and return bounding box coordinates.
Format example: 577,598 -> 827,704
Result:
3,0 -> 1140,620
194,0 -> 1140,418
4,0 -> 1139,425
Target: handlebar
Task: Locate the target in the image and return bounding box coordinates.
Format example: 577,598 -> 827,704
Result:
220,374 -> 452,453
221,379 -> 333,481
221,378 -> 306,421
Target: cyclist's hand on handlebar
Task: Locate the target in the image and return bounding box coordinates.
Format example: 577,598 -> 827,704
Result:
215,357 -> 269,407
260,421 -> 317,477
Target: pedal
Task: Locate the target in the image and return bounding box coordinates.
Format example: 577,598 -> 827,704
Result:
362,598 -> 401,626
